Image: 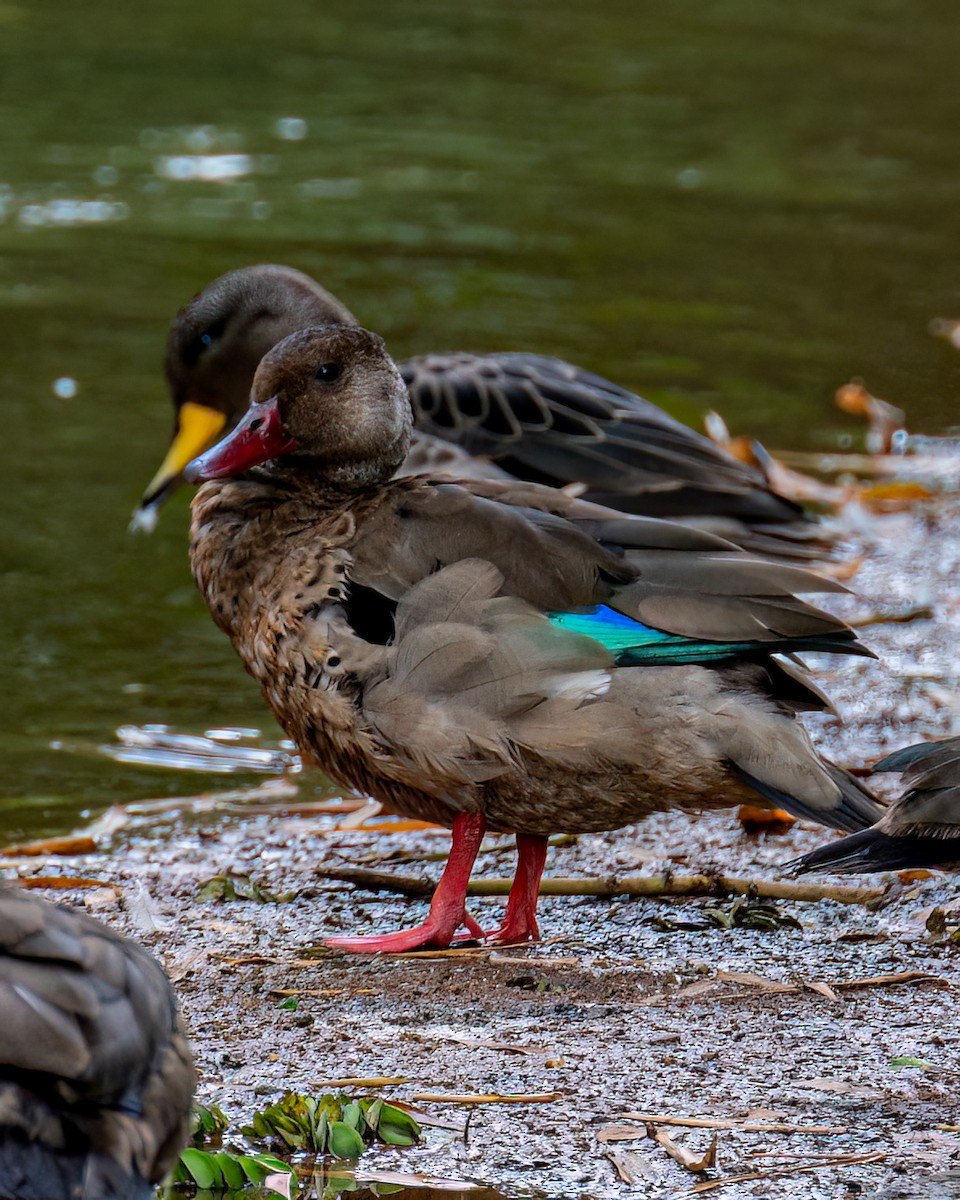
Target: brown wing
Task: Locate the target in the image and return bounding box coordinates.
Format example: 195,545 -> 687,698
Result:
0,888 -> 194,1184
401,352 -> 804,525
347,477 -> 862,650
873,737 -> 960,834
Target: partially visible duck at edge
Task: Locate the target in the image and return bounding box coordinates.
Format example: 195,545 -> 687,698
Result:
0,886 -> 194,1200
134,264 -> 824,561
184,324 -> 879,953
787,737 -> 960,875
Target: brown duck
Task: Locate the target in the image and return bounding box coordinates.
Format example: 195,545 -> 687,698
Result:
184,325 -> 879,953
134,264 -> 821,559
788,737 -> 960,874
0,886 -> 193,1199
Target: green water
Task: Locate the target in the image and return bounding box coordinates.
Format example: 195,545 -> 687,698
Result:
2,0 -> 959,838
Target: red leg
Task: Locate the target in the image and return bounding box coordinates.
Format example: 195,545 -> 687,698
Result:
325,812 -> 486,953
485,834 -> 548,946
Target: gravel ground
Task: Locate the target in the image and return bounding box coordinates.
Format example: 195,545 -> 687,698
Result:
14,488 -> 960,1200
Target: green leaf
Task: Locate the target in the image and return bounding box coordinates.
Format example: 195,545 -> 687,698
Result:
890,1056 -> 936,1070
341,1100 -> 362,1131
197,873 -> 299,904
328,1120 -> 366,1159
277,995 -> 299,1010
376,1104 -> 421,1147
177,1147 -> 220,1188
190,1101 -> 230,1147
212,1151 -> 246,1189
316,1109 -> 329,1155
362,1097 -> 383,1133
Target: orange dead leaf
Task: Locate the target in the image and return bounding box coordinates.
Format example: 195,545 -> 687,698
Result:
359,818 -> 442,834
1,835 -> 98,857
736,805 -> 796,834
14,875 -> 118,891
859,481 -> 934,512
835,381 -> 905,453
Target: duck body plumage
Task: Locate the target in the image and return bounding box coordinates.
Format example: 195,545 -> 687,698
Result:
191,469 -> 873,839
787,737 -> 960,874
0,887 -> 194,1200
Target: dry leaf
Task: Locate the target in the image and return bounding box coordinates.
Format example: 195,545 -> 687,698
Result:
715,969 -> 796,993
598,1123 -> 649,1142
801,979 -> 841,1001
334,799 -> 383,830
1,835 -> 98,857
736,805 -> 796,832
82,887 -> 119,913
445,1035 -> 552,1056
14,875 -> 117,890
123,881 -> 170,933
604,1147 -> 661,1184
649,1126 -> 718,1172
835,382 -> 905,453
797,1078 -> 884,1100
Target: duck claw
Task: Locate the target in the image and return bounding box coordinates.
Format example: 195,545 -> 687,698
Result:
325,911 -> 480,955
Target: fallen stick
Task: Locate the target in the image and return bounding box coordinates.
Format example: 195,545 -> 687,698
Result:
678,1150 -> 886,1195
410,1091 -> 561,1105
314,1076 -> 408,1089
613,1114 -> 848,1135
831,970 -> 943,990
315,868 -> 885,906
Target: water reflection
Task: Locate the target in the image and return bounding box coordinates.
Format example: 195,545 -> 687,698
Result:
160,1164 -> 535,1200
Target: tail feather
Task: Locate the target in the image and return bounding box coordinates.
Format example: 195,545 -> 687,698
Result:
732,763 -> 884,834
785,829 -> 958,876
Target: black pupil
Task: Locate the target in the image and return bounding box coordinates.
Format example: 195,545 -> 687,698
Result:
316,362 -> 340,382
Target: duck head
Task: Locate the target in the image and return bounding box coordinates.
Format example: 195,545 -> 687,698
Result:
185,326 -> 411,489
132,264 -> 358,529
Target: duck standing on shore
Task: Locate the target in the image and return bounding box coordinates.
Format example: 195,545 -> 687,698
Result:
185,325 -> 878,953
134,265 -> 822,560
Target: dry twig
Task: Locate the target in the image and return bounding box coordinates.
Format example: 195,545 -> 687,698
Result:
315,868 -> 885,906
612,1115 -> 847,1135
677,1150 -> 886,1195
410,1091 -> 561,1105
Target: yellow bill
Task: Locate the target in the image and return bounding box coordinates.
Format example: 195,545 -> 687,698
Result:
139,402 -> 227,506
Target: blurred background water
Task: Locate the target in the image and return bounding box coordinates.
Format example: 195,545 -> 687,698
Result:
2,0 -> 959,838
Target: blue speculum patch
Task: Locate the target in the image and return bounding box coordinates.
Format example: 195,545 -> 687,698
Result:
546,605 -> 751,666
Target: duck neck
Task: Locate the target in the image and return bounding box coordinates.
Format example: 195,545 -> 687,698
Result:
273,425 -> 411,494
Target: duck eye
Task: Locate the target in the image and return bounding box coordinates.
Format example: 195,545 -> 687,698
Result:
183,317 -> 228,367
315,362 -> 341,383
